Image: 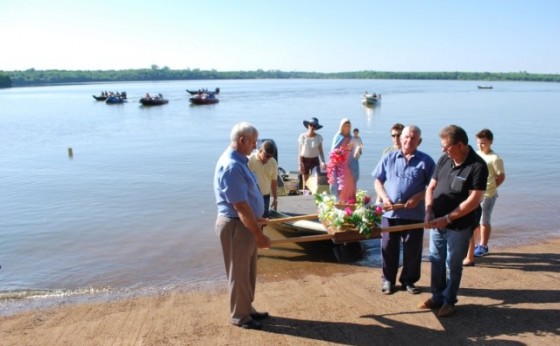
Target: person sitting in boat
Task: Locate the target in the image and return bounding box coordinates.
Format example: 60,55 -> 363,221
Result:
145,93 -> 151,100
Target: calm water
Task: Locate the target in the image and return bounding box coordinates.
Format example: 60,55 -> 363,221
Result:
1,79 -> 560,314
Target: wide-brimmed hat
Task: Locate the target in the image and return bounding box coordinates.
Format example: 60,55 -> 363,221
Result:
303,117 -> 323,130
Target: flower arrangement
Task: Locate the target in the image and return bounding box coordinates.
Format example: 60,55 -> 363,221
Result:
315,190 -> 383,239
327,146 -> 347,188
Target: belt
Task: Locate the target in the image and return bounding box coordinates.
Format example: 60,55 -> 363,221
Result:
220,215 -> 240,220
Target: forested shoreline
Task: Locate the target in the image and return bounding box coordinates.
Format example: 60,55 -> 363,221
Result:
1,66 -> 559,87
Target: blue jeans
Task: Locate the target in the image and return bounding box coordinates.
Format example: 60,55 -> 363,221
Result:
429,227 -> 473,306
262,194 -> 271,217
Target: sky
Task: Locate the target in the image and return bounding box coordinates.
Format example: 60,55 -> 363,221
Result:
1,0 -> 559,74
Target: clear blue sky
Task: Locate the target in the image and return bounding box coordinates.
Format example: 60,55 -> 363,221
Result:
1,0 -> 559,73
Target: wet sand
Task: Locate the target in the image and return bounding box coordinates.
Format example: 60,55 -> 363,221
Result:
1,228 -> 559,345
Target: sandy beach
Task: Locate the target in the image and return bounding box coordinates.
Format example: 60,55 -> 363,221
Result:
1,236 -> 559,345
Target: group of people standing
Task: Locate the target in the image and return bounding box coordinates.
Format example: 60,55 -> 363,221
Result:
213,119 -> 505,329
374,123 -> 506,318
298,117 -> 363,202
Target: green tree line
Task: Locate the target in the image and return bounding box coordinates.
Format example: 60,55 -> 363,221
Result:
2,66 -> 559,87
0,72 -> 12,88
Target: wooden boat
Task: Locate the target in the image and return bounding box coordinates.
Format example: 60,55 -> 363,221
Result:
362,93 -> 381,105
186,87 -> 220,96
268,210 -> 326,236
477,85 -> 493,89
140,95 -> 169,106
267,210 -> 365,262
190,94 -> 219,105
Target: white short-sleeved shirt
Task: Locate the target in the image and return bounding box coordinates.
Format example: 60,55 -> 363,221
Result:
299,133 -> 323,158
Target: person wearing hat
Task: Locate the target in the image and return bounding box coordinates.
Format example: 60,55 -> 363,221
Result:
298,117 -> 327,193
248,140 -> 279,217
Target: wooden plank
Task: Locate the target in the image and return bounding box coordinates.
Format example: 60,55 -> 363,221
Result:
269,233 -> 334,245
269,222 -> 428,246
261,214 -> 319,225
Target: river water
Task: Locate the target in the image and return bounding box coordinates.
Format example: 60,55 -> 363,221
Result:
1,79 -> 559,314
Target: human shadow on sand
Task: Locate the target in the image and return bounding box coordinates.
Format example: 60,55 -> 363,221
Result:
260,251 -> 559,344
261,300 -> 557,345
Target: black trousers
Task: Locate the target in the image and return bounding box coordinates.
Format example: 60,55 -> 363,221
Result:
381,217 -> 424,286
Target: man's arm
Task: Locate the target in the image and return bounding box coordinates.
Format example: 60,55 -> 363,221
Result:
424,178 -> 437,223
271,179 -> 278,210
374,179 -> 392,208
447,190 -> 485,222
233,201 -> 270,249
496,172 -> 506,187
405,190 -> 425,209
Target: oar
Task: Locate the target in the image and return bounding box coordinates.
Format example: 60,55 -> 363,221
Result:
269,222 -> 428,246
259,214 -> 319,226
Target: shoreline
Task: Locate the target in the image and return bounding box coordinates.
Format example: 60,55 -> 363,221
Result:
1,237 -> 559,345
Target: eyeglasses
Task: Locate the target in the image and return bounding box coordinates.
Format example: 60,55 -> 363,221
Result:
391,133 -> 400,138
441,143 -> 455,151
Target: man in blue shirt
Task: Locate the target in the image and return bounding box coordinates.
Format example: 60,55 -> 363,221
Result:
372,125 -> 435,295
214,122 -> 271,330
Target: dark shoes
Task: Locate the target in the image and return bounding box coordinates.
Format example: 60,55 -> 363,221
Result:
437,304 -> 456,317
238,311 -> 269,330
382,281 -> 395,295
240,319 -> 262,330
418,298 -> 443,310
402,284 -> 420,294
418,298 -> 456,317
250,311 -> 269,320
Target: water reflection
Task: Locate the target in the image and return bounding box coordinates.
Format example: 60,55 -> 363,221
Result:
362,102 -> 381,126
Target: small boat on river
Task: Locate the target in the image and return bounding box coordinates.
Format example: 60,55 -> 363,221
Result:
190,93 -> 219,105
477,85 -> 493,89
140,93 -> 169,106
362,92 -> 381,105
186,87 -> 220,96
105,95 -> 127,104
93,91 -> 126,101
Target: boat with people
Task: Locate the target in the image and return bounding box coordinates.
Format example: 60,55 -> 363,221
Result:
477,85 -> 493,89
93,91 -> 127,101
105,95 -> 127,104
190,92 -> 219,105
139,93 -> 169,106
186,87 -> 220,96
362,92 -> 381,105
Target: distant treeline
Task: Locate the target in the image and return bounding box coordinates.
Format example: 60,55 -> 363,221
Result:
0,72 -> 12,88
2,65 -> 560,86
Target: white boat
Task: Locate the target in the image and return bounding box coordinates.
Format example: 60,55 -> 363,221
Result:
362,93 -> 381,105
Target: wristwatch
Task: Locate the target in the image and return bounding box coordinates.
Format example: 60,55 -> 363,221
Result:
445,214 -> 452,223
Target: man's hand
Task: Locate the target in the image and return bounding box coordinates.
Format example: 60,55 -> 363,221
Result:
256,233 -> 271,249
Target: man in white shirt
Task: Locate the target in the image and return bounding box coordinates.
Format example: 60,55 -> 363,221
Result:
248,141 -> 278,217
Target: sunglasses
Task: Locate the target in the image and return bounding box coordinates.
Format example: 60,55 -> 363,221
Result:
391,133 -> 401,138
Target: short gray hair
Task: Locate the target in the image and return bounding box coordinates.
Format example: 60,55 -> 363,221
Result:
230,122 -> 258,142
403,125 -> 422,138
